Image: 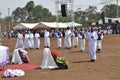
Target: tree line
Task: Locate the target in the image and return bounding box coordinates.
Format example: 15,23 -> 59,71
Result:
0,0 -> 120,30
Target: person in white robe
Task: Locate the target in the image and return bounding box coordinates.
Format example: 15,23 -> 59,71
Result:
78,28 -> 86,52
29,31 -> 34,48
87,28 -> 98,62
44,29 -> 50,48
64,27 -> 72,48
34,31 -> 40,49
97,29 -> 104,53
24,32 -> 30,49
15,32 -> 24,49
72,28 -> 79,48
40,48 -> 58,69
56,29 -> 63,48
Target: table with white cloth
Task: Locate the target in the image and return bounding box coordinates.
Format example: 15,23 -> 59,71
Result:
0,46 -> 9,69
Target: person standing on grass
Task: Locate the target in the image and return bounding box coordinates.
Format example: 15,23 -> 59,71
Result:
29,31 -> 34,48
72,27 -> 79,48
64,27 -> 72,49
24,31 -> 30,49
15,31 -> 24,49
78,28 -> 86,52
97,28 -> 104,53
87,28 -> 98,62
34,31 -> 40,49
44,29 -> 50,48
56,29 -> 63,48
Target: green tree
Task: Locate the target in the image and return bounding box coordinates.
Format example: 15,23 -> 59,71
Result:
32,5 -> 52,21
25,1 -> 35,21
12,7 -> 27,21
85,6 -> 97,20
101,4 -> 120,18
74,8 -> 87,21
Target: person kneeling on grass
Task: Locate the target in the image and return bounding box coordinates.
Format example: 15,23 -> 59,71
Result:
40,48 -> 68,69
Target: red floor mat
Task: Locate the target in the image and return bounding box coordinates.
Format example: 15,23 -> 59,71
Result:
0,64 -> 40,75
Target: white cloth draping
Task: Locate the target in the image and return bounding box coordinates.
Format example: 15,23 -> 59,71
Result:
0,46 -> 9,67
12,48 -> 30,64
40,48 -> 58,69
3,69 -> 25,77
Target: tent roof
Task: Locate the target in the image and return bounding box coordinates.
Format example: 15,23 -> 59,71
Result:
92,17 -> 120,25
13,22 -> 83,30
33,22 -> 82,29
13,23 -> 39,30
41,22 -> 67,28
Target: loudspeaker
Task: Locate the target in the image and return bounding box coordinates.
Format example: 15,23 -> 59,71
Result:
61,4 -> 67,17
108,19 -> 112,23
115,20 -> 119,24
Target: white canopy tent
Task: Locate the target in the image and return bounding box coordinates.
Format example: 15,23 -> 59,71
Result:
13,23 -> 39,30
33,22 -> 67,29
33,22 -> 82,29
92,17 -> 120,25
13,22 -> 83,30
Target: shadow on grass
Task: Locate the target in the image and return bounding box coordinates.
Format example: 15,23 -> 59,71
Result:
72,60 -> 91,63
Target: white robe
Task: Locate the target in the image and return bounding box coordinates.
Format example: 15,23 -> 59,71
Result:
56,32 -> 62,48
40,48 -> 58,69
24,34 -> 30,49
64,30 -> 71,48
15,33 -> 24,49
97,33 -> 104,50
44,31 -> 50,47
72,31 -> 79,47
34,33 -> 40,49
29,33 -> 34,48
87,31 -> 98,60
78,31 -> 86,51
12,48 -> 29,64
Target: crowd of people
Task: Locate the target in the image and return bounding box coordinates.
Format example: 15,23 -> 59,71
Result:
2,23 -> 120,71
12,25 -> 105,63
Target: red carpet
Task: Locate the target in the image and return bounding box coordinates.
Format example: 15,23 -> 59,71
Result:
0,64 -> 40,75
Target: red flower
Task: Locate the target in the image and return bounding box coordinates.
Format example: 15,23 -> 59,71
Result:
50,50 -> 60,58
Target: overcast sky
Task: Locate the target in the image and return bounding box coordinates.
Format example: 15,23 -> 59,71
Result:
0,0 -> 117,18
